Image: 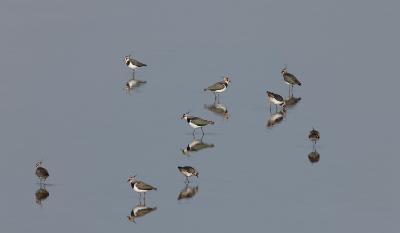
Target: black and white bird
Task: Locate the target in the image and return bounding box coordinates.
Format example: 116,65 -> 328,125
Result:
281,66 -> 301,96
178,166 -> 199,183
127,176 -> 157,200
204,76 -> 231,100
127,204 -> 157,223
309,128 -> 320,143
266,91 -> 286,112
124,55 -> 147,78
181,112 -> 214,135
35,161 -> 49,184
125,78 -> 147,92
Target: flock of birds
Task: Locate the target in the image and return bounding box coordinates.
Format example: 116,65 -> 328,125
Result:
33,54 -> 321,222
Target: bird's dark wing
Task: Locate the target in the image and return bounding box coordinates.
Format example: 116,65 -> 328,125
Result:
205,81 -> 225,91
136,181 -> 157,190
191,117 -> 214,126
284,73 -> 301,85
130,58 -> 147,67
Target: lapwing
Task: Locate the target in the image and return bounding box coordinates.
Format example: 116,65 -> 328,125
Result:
178,184 -> 199,200
281,66 -> 301,96
124,55 -> 147,78
125,78 -> 147,92
308,150 -> 320,164
35,161 -> 49,184
182,138 -> 214,155
308,128 -> 320,143
204,76 -> 231,100
128,176 -> 157,201
181,112 -> 214,135
35,187 -> 49,206
204,101 -> 229,119
178,166 -> 199,183
266,91 -> 286,112
267,109 -> 286,128
127,204 -> 157,223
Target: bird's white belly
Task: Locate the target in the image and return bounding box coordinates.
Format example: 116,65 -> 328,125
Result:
182,170 -> 192,177
214,86 -> 226,93
189,122 -> 201,129
128,64 -> 138,69
134,185 -> 148,193
284,80 -> 292,85
270,97 -> 282,105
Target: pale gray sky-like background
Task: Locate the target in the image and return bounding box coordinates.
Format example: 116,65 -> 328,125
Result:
0,0 -> 399,232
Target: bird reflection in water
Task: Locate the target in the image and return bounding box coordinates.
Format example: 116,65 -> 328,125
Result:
124,78 -> 147,95
35,186 -> 50,207
127,202 -> 157,223
284,95 -> 301,109
267,109 -> 286,128
178,184 -> 199,201
204,100 -> 229,120
308,149 -> 320,164
182,135 -> 214,155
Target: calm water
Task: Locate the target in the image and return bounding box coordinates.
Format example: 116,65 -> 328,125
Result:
1,1 -> 399,232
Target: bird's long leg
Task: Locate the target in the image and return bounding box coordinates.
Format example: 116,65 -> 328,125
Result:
143,193 -> 146,204
192,129 -> 196,136
214,93 -> 217,101
132,70 -> 135,79
269,101 -> 272,113
185,177 -> 189,184
275,104 -> 278,113
201,127 -> 204,135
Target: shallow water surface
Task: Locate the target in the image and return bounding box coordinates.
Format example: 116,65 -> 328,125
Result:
0,1 -> 399,232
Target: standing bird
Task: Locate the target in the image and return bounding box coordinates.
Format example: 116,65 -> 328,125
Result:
128,176 -> 157,201
204,76 -> 231,101
124,55 -> 147,78
266,91 -> 286,112
35,161 -> 49,184
281,66 -> 301,96
178,166 -> 199,183
181,112 -> 214,136
309,128 -> 320,143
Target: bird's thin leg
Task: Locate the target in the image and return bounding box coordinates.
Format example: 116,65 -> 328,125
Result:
214,93 -> 217,101
201,127 -> 204,135
269,102 -> 272,113
192,129 -> 196,136
132,70 -> 135,79
275,105 -> 278,113
143,193 -> 146,204
185,177 -> 189,184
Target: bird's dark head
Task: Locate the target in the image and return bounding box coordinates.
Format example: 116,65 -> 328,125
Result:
181,112 -> 190,120
127,175 -> 137,183
35,161 -> 43,168
223,76 -> 231,84
124,55 -> 131,63
281,66 -> 288,74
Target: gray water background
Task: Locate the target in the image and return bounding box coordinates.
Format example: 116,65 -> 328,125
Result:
0,0 -> 399,232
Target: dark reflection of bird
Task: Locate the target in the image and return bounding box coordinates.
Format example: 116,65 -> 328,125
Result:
281,66 -> 301,96
204,100 -> 229,120
308,150 -> 320,164
181,112 -> 214,136
178,184 -> 199,201
178,166 -> 199,183
182,137 -> 214,155
204,76 -> 231,101
309,128 -> 320,143
124,55 -> 147,78
35,161 -> 49,184
127,204 -> 157,223
35,187 -> 49,207
267,109 -> 286,128
284,95 -> 301,108
128,175 -> 157,201
125,78 -> 147,93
